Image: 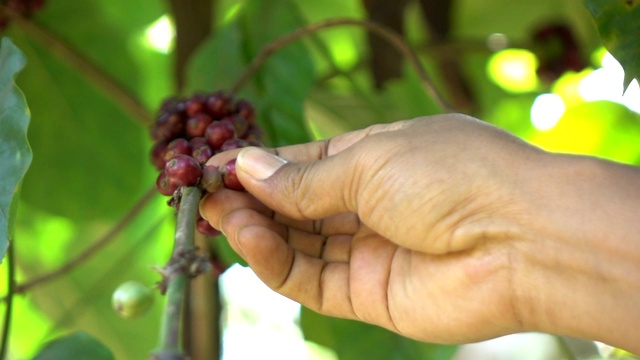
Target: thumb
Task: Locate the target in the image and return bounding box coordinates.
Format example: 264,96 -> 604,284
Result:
235,147 -> 358,220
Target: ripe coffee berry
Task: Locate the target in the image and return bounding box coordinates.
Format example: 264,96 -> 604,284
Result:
197,217 -> 221,237
150,90 -> 264,235
165,155 -> 202,186
206,92 -> 232,118
186,113 -> 213,138
152,111 -> 185,142
184,94 -> 207,117
189,136 -> 208,148
205,120 -> 236,150
222,159 -> 244,191
227,114 -> 249,138
220,138 -> 250,152
156,170 -> 179,196
150,141 -> 168,170
163,138 -> 191,161
234,99 -> 256,122
191,144 -> 214,164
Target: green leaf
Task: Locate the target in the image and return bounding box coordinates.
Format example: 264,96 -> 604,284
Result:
0,37 -> 32,262
9,29 -> 150,221
301,308 -> 457,360
240,0 -> 315,146
186,20 -> 247,94
583,0 -> 640,88
32,331 -> 115,360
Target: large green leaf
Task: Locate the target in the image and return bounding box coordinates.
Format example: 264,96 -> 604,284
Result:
9,28 -> 151,221
33,332 -> 114,360
583,0 -> 640,88
5,0 -> 169,221
301,308 -> 457,360
35,0 -> 168,108
0,37 -> 32,262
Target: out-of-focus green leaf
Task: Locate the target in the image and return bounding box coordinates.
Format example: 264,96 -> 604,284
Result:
240,0 -> 315,146
301,308 -> 457,360
186,20 -> 246,94
5,0 -> 167,221
33,331 -> 114,360
583,0 -> 640,88
13,193 -> 171,360
10,28 -> 150,221
35,0 -> 168,108
0,37 -> 32,262
529,100 -> 640,164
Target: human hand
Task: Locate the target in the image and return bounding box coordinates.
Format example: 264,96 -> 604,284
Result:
199,113 -> 640,351
199,114 -> 544,343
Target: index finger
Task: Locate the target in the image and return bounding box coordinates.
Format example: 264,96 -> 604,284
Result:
206,119 -> 413,167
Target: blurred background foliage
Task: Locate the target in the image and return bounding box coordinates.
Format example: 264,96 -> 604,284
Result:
0,0 -> 639,359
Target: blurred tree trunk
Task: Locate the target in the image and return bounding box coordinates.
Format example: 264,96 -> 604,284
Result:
362,0 -> 411,88
168,0 -> 214,92
362,0 -> 474,112
418,0 -> 474,112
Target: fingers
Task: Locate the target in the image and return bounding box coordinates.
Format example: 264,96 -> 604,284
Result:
234,225 -> 358,319
234,147 -> 361,220
199,185 -> 360,237
220,207 -> 351,263
205,119 -> 412,167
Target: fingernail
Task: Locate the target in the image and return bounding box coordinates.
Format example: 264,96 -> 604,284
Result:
237,147 -> 287,180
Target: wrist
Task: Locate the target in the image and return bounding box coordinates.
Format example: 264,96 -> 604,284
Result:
513,153 -> 640,353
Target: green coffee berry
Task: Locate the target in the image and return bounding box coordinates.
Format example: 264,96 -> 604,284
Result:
112,280 -> 154,319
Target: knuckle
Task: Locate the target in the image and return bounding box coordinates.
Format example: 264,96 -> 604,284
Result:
279,163 -> 319,219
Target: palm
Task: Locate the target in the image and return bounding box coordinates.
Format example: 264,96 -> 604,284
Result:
346,230 -> 517,343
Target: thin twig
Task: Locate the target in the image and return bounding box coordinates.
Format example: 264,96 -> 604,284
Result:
0,240 -> 15,359
3,6 -> 153,126
2,187 -> 157,300
151,186 -> 202,360
231,17 -> 454,112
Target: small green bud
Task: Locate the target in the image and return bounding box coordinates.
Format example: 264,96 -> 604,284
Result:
112,281 -> 154,319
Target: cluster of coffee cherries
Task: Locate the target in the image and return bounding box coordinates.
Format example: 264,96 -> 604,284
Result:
0,0 -> 45,30
150,90 -> 263,236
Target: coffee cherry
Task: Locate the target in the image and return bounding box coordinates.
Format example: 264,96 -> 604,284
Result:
184,94 -> 207,117
227,114 -> 249,138
165,155 -> 202,186
156,170 -> 179,196
191,144 -> 214,164
201,165 -> 223,193
222,159 -> 244,191
0,0 -> 47,29
112,281 -> 154,319
220,138 -> 250,152
206,92 -> 232,119
197,218 -> 221,237
235,99 -> 256,122
186,113 -> 213,138
241,123 -> 264,141
163,138 -> 191,161
152,111 -> 186,142
205,120 -> 236,150
189,136 -> 208,148
150,141 -> 168,170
